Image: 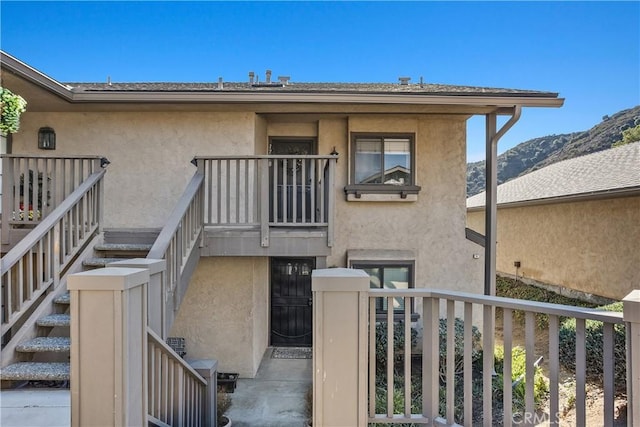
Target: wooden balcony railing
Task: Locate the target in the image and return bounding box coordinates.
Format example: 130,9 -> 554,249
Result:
194,155 -> 337,247
1,155 -> 106,246
1,168 -> 105,343
312,269 -> 640,427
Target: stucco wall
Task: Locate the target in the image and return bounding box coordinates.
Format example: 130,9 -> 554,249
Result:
11,111 -> 255,228
169,256 -> 269,378
323,115 -> 483,293
467,196 -> 640,300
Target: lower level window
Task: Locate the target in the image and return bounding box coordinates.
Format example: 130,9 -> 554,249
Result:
352,262 -> 414,314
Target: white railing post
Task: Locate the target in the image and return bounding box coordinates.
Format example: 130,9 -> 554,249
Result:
191,359 -> 219,427
69,267 -> 150,427
1,155 -> 13,245
259,158 -> 269,247
108,258 -> 167,339
624,289 -> 640,427
312,268 -> 369,427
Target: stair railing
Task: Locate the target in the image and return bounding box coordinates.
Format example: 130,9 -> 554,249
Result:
147,169 -> 204,333
147,328 -> 210,426
1,167 -> 106,343
1,155 -> 106,247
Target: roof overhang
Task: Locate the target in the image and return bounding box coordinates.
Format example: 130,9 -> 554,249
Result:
467,186 -> 640,212
1,51 -> 564,113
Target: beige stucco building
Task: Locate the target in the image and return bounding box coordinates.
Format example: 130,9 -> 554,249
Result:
1,51 -> 563,378
467,142 -> 640,301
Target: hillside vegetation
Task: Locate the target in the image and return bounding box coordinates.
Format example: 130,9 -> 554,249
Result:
467,105 -> 640,197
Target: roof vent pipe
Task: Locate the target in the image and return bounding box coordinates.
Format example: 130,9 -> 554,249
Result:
399,77 -> 411,85
278,76 -> 290,85
420,76 -> 424,88
249,71 -> 254,84
107,76 -> 111,86
266,69 -> 272,84
218,77 -> 223,90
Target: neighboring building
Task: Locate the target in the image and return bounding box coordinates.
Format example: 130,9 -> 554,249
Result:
0,51 -> 563,378
467,142 -> 640,301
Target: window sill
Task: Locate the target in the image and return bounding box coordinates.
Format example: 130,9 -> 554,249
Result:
344,185 -> 421,202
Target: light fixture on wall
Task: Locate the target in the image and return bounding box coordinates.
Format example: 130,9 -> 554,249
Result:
38,127 -> 56,150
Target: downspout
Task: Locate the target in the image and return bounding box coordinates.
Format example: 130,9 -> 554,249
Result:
484,105 -> 521,296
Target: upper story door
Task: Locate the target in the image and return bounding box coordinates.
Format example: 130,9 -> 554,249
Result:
269,138 -> 317,223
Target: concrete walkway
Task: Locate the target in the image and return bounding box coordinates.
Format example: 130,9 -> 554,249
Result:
0,347 -> 311,427
226,347 -> 312,427
0,389 -> 70,427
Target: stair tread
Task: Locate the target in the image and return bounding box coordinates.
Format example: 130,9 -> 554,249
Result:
16,337 -> 70,352
54,292 -> 70,305
1,362 -> 70,381
83,257 -> 123,267
94,243 -> 153,251
37,313 -> 71,327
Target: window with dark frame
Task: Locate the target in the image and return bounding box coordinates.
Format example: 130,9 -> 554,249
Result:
351,262 -> 414,315
346,133 -> 421,198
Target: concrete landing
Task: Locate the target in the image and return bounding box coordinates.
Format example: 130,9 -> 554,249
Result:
0,389 -> 70,427
226,347 -> 312,427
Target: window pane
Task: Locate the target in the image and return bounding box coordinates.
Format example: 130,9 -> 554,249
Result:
383,267 -> 409,311
383,138 -> 411,185
355,138 -> 382,184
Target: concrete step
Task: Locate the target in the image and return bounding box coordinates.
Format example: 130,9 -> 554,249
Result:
94,243 -> 152,256
53,292 -> 70,305
37,314 -> 70,328
16,337 -> 70,353
82,257 -> 123,268
0,362 -> 70,381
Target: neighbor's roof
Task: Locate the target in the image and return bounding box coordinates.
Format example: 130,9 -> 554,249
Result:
467,142 -> 640,210
0,50 -> 563,109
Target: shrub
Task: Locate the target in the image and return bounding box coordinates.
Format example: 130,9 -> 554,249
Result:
558,302 -> 626,391
374,321 -> 417,374
438,317 -> 482,380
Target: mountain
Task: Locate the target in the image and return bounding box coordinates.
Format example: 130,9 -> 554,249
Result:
466,105 -> 640,197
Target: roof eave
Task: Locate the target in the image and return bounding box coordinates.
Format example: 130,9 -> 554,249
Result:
69,91 -> 564,107
467,186 -> 640,211
1,51 -> 74,101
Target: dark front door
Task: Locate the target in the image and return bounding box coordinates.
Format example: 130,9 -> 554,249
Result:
270,257 -> 314,347
269,139 -> 316,222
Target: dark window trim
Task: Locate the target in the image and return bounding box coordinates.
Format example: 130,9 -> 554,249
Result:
347,132 -> 419,198
351,260 -> 418,321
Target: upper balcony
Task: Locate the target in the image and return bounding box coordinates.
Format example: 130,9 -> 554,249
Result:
195,155 -> 337,257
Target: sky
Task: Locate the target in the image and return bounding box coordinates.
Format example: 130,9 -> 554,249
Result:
1,1 -> 638,162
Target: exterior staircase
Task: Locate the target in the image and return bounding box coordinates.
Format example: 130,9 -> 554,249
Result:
0,230 -> 157,387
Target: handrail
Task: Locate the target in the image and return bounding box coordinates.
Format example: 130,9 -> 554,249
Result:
148,172 -> 204,260
147,327 -> 207,427
194,154 -> 338,160
370,288 -> 624,323
147,171 -> 204,334
147,327 -> 206,384
1,168 -> 105,336
1,169 -> 106,271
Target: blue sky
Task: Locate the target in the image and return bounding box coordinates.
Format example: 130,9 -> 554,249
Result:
1,1 -> 638,161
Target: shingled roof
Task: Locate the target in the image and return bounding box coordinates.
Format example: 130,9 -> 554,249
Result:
66,81 -> 557,97
467,142 -> 640,209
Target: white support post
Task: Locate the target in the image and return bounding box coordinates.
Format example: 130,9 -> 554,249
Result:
69,267 -> 150,427
623,290 -> 640,427
190,359 -> 219,427
108,258 -> 167,338
312,268 -> 369,427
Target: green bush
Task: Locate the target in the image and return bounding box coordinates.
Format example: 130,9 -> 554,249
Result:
374,321 -> 417,374
558,302 -> 626,391
493,345 -> 549,413
438,317 -> 482,379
